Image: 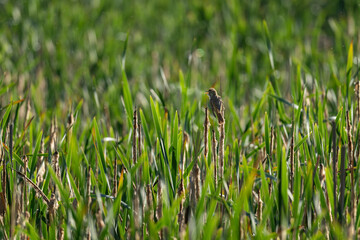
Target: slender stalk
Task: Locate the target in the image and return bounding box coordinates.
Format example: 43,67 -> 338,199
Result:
211,130 -> 217,186
132,108 -> 140,234
192,158 -> 200,203
50,117 -> 58,154
204,107 -> 209,160
177,177 -> 185,233
331,122 -> 337,221
356,81 -> 360,160
22,156 -> 28,214
133,108 -> 138,166
86,165 -> 91,240
9,123 -> 16,239
339,145 -> 346,224
346,111 -> 355,226
113,158 -> 118,196
290,121 -> 294,194
0,142 -> 6,217
218,121 -> 225,186
156,180 -> 163,240
146,183 -> 153,236
138,114 -> 142,157
257,188 -> 262,222
36,137 -> 45,185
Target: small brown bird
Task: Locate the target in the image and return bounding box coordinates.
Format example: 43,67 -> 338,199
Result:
205,88 -> 224,124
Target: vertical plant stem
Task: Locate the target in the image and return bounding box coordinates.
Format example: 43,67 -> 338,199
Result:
269,126 -> 274,196
211,130 -> 217,187
22,156 -> 28,214
0,143 -> 5,217
357,81 -> 360,160
132,108 -> 140,234
146,184 -> 153,236
86,165 -> 91,240
339,145 -> 346,224
332,122 -> 337,221
9,123 -> 16,239
204,107 -> 209,160
156,180 -> 163,240
219,122 -> 225,188
113,158 -> 118,196
133,108 -> 138,166
138,114 -> 142,157
257,188 -> 262,223
346,111 -> 355,227
290,121 -> 294,194
177,176 -> 185,233
67,112 -> 74,148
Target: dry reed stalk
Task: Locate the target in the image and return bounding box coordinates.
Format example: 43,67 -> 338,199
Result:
146,184 -> 153,218
58,221 -> 64,240
66,112 -> 74,150
48,193 -> 57,226
356,81 -> 360,160
133,184 -> 140,235
132,109 -> 141,234
0,143 -> 6,217
268,127 -> 274,197
133,108 -> 138,165
36,137 -> 45,185
180,132 -> 189,175
211,130 -> 218,186
67,112 -> 74,136
229,149 -> 232,188
156,180 -> 163,240
23,97 -> 31,132
22,156 -> 28,214
339,145 -> 346,224
270,126 -> 274,160
145,184 -> 153,237
113,159 -> 118,196
240,212 -> 245,239
331,122 -> 337,221
257,188 -> 262,222
50,151 -> 61,209
138,113 -> 143,188
96,207 -> 105,231
204,107 -> 210,159
218,121 -> 225,185
191,158 -> 201,205
178,130 -> 188,235
52,152 -> 60,184
346,111 -> 356,226
86,165 -> 91,240
290,122 -> 294,194
50,118 -> 58,153
138,116 -> 142,157
177,177 -> 185,233
9,123 -> 16,239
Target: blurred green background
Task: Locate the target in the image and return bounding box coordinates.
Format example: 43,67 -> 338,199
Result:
0,0 -> 359,123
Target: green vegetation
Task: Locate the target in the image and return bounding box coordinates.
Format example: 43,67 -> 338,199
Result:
0,0 -> 360,238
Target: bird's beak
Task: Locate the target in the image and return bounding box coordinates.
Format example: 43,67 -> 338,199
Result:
205,91 -> 209,95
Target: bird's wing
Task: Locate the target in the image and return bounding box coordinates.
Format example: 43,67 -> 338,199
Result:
209,101 -> 217,118
214,96 -> 223,111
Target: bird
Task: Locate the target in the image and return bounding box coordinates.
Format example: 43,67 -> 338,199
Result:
205,88 -> 224,124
